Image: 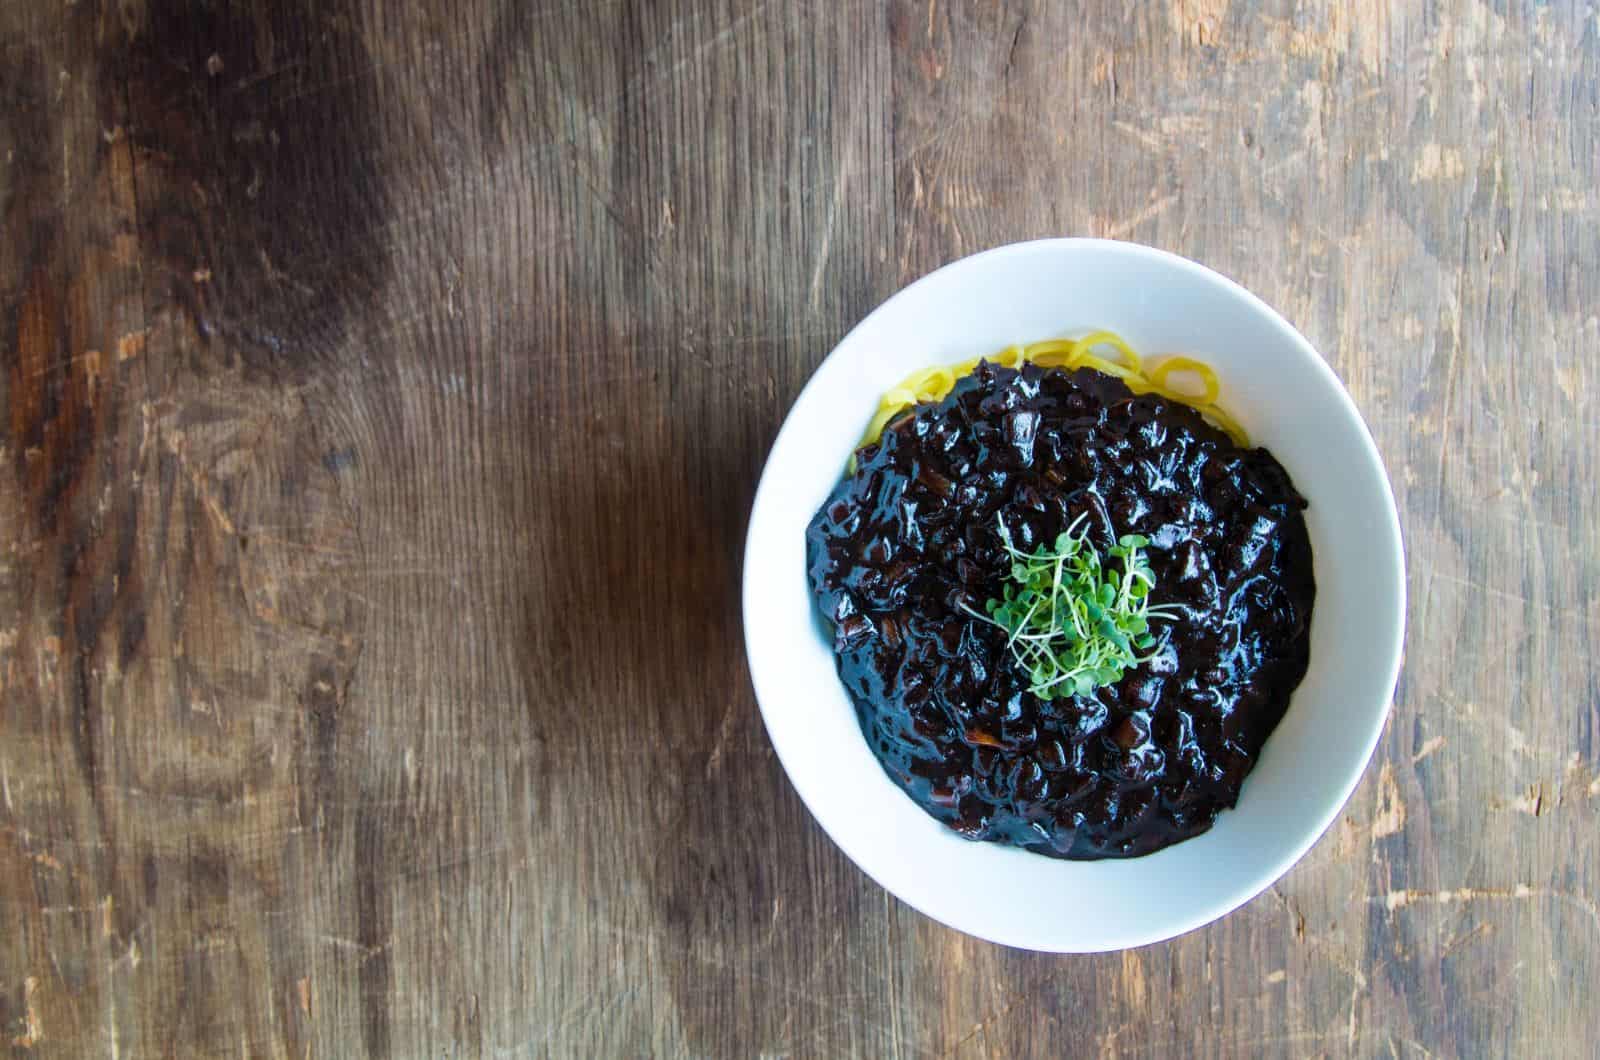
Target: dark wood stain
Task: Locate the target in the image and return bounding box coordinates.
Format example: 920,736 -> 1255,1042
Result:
1,0 -> 1597,1055
121,0 -> 393,374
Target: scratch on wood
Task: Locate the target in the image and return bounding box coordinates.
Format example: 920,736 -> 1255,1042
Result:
1511,783 -> 1543,816
160,427 -> 240,536
1377,886 -> 1600,936
942,997 -> 1022,1058
115,329 -> 145,361
1426,569 -> 1593,621
1102,194 -> 1178,239
1260,4 -> 1389,74
112,938 -> 141,971
1120,950 -> 1148,1007
28,851 -> 63,872
17,349 -> 106,382
105,955 -> 119,1060
1109,120 -> 1166,155
1091,49 -> 1116,92
1168,0 -> 1229,47
1411,736 -> 1446,764
321,934 -> 389,961
1382,884 -> 1532,912
808,127 -> 860,308
1439,921 -> 1495,960
1371,762 -> 1406,838
1272,886 -> 1370,995
11,976 -> 42,1048
1270,884 -> 1307,939
1347,984 -> 1360,1048
1502,723 -> 1532,759
653,0 -> 774,89
703,700 -> 741,780
1002,11 -> 1025,76
1411,143 -> 1466,183
1402,1038 -> 1441,1060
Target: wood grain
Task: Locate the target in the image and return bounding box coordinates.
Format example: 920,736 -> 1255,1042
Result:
1,0 -> 1595,1056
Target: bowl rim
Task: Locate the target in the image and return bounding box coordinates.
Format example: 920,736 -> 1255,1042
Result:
742,236 -> 1406,951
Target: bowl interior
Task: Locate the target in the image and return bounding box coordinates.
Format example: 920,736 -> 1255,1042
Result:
743,239 -> 1405,952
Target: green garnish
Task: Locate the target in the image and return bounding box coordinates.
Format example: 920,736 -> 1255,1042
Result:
962,513 -> 1175,700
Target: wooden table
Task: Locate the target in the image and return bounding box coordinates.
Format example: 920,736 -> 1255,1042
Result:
3,1 -> 1596,1055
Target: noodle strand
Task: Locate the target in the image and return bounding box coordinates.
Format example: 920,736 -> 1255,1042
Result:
855,331 -> 1249,456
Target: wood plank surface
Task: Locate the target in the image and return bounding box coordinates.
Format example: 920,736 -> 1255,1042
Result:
1,0 -> 1595,1055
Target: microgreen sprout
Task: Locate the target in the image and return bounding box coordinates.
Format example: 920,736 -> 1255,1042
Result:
961,513 -> 1175,699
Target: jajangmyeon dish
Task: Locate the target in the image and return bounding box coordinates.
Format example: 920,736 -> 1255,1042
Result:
805,334 -> 1316,859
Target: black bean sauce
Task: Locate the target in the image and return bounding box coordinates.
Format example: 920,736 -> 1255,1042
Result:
805,362 -> 1315,859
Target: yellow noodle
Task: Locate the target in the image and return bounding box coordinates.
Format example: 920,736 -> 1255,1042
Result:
1022,339 -> 1078,357
870,400 -> 908,445
854,331 -> 1250,455
1023,338 -> 1081,369
1148,355 -> 1221,406
1075,330 -> 1142,373
881,386 -> 917,408
1198,403 -> 1248,446
911,366 -> 956,404
1028,351 -> 1078,369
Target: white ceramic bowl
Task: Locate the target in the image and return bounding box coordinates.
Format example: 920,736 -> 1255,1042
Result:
743,238 -> 1405,952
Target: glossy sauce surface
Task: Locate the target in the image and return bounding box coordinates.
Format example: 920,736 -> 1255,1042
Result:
806,362 -> 1316,859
